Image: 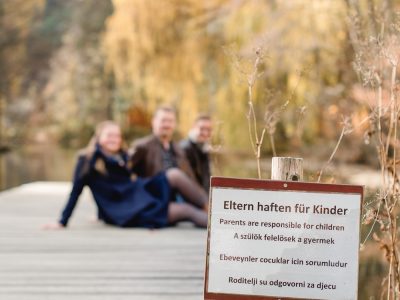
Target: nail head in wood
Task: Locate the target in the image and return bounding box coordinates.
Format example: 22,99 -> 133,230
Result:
271,157 -> 303,181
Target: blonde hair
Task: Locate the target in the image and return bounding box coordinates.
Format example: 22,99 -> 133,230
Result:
78,121 -> 124,177
85,121 -> 121,153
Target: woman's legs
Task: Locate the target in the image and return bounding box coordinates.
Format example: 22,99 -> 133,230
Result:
165,168 -> 208,208
168,202 -> 208,228
165,168 -> 209,227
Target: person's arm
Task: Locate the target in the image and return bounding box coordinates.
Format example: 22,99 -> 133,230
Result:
128,141 -> 146,175
180,141 -> 196,172
58,155 -> 88,227
175,142 -> 196,180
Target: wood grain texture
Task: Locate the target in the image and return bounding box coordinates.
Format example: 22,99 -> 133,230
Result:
0,182 -> 207,300
271,157 -> 303,181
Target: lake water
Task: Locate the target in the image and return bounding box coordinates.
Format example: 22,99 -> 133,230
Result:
0,145 -> 263,191
0,145 -> 77,191
0,144 -> 377,192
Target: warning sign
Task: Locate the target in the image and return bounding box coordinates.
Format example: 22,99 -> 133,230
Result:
204,177 -> 363,300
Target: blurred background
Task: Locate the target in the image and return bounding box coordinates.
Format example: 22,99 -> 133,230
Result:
1,1 -> 399,298
0,0 -> 384,190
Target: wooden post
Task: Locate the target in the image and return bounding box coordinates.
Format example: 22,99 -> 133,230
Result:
271,157 -> 303,181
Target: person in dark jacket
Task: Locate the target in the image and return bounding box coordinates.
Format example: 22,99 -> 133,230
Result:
129,105 -> 194,179
43,121 -> 208,229
180,114 -> 213,192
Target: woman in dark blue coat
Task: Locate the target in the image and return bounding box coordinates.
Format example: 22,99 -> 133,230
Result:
45,121 -> 208,229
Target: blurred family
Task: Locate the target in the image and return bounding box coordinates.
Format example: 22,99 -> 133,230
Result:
44,106 -> 213,229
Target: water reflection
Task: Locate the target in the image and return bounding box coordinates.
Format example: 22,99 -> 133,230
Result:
0,147 -> 264,192
0,145 -> 77,191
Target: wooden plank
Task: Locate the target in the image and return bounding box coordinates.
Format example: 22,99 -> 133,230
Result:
0,182 -> 207,300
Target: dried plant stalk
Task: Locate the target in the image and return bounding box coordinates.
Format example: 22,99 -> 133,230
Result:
350,11 -> 400,298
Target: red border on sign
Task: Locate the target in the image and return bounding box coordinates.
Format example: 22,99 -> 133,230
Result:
203,176 -> 364,300
210,177 -> 363,194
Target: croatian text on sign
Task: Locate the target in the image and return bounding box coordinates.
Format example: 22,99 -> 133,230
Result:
204,177 -> 363,300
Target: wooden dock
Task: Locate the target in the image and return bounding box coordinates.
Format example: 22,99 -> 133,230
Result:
0,182 -> 207,300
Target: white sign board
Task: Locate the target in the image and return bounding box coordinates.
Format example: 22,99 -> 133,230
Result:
204,177 -> 363,300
